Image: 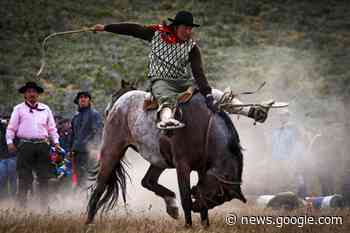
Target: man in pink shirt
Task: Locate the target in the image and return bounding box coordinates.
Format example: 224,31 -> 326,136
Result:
6,81 -> 59,209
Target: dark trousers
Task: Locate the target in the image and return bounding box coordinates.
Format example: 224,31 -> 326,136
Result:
74,152 -> 90,189
16,141 -> 50,208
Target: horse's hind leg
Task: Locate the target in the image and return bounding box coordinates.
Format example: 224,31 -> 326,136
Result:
141,165 -> 179,219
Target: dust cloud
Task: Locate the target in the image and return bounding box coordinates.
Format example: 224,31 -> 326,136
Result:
216,45 -> 349,199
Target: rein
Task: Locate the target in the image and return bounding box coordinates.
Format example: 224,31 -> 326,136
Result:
36,27 -> 94,78
207,170 -> 242,185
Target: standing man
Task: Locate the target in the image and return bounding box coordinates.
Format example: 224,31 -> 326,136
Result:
6,81 -> 59,209
70,91 -> 103,188
0,117 -> 16,200
267,109 -> 308,196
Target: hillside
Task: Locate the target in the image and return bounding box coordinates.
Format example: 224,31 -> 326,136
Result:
0,0 -> 349,122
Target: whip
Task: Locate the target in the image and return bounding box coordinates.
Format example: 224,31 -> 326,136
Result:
36,27 -> 95,78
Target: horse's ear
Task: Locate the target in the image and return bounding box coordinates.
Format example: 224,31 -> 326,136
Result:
121,79 -> 129,88
131,80 -> 138,88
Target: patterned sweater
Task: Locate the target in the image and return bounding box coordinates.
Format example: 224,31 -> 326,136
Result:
104,23 -> 212,96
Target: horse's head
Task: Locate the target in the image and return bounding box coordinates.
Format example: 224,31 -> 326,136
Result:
105,80 -> 137,117
191,169 -> 246,212
191,112 -> 247,212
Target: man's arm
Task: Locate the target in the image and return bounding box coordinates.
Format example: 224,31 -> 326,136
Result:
189,45 -> 219,112
47,107 -> 60,146
95,23 -> 155,41
189,45 -> 212,96
69,117 -> 76,152
6,106 -> 20,153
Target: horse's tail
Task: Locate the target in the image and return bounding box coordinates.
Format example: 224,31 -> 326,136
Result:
88,155 -> 129,214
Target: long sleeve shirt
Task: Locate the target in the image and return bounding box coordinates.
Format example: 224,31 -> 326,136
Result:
104,23 -> 212,96
6,102 -> 59,144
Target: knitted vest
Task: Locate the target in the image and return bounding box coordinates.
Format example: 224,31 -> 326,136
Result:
148,31 -> 196,80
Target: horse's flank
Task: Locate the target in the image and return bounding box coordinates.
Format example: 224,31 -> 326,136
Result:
107,90 -> 169,168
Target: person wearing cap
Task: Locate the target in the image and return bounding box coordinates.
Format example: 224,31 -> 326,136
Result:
6,81 -> 60,209
70,91 -> 103,188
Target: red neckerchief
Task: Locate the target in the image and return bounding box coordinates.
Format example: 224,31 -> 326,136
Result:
147,24 -> 180,44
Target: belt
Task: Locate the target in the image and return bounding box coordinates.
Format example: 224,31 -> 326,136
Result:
18,138 -> 49,144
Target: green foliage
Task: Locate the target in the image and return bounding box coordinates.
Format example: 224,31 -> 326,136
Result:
0,0 -> 349,118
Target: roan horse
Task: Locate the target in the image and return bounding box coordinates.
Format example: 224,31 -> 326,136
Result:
86,82 -> 247,227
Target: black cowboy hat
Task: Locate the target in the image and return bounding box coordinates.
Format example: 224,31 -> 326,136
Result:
168,11 -> 200,27
18,81 -> 44,94
74,91 -> 92,104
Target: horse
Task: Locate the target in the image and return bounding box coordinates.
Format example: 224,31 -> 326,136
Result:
86,84 -> 247,227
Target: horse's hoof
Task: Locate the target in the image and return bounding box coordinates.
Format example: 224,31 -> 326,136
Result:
167,206 -> 179,219
84,218 -> 93,225
84,223 -> 96,233
201,220 -> 210,228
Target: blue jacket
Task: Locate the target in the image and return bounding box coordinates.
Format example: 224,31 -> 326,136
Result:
70,107 -> 103,153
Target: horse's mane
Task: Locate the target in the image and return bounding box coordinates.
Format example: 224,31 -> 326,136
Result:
217,111 -> 243,180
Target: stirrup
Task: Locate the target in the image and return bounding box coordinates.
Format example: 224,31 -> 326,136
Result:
157,120 -> 185,130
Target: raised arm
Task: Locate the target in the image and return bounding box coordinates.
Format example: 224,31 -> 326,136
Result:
94,23 -> 155,41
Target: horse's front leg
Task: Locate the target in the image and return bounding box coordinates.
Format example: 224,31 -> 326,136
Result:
176,163 -> 192,227
200,209 -> 209,227
198,172 -> 209,227
141,164 -> 179,219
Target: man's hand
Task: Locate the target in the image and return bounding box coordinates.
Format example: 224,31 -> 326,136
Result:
67,151 -> 75,160
248,106 -> 269,123
7,143 -> 17,154
205,94 -> 219,113
93,24 -> 105,32
54,143 -> 61,152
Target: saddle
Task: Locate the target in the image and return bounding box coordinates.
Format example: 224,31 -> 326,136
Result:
143,86 -> 196,111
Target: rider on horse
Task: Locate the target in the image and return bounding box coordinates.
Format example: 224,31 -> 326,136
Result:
93,11 -> 267,129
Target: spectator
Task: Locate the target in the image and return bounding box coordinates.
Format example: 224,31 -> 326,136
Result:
57,118 -> 72,153
6,81 -> 59,209
70,91 -> 102,188
266,109 -> 308,196
0,117 -> 16,200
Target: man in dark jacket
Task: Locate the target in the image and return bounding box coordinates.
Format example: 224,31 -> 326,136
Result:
70,91 -> 103,188
0,118 -> 16,199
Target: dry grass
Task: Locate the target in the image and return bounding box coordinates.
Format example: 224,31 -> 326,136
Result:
1,203 -> 349,233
